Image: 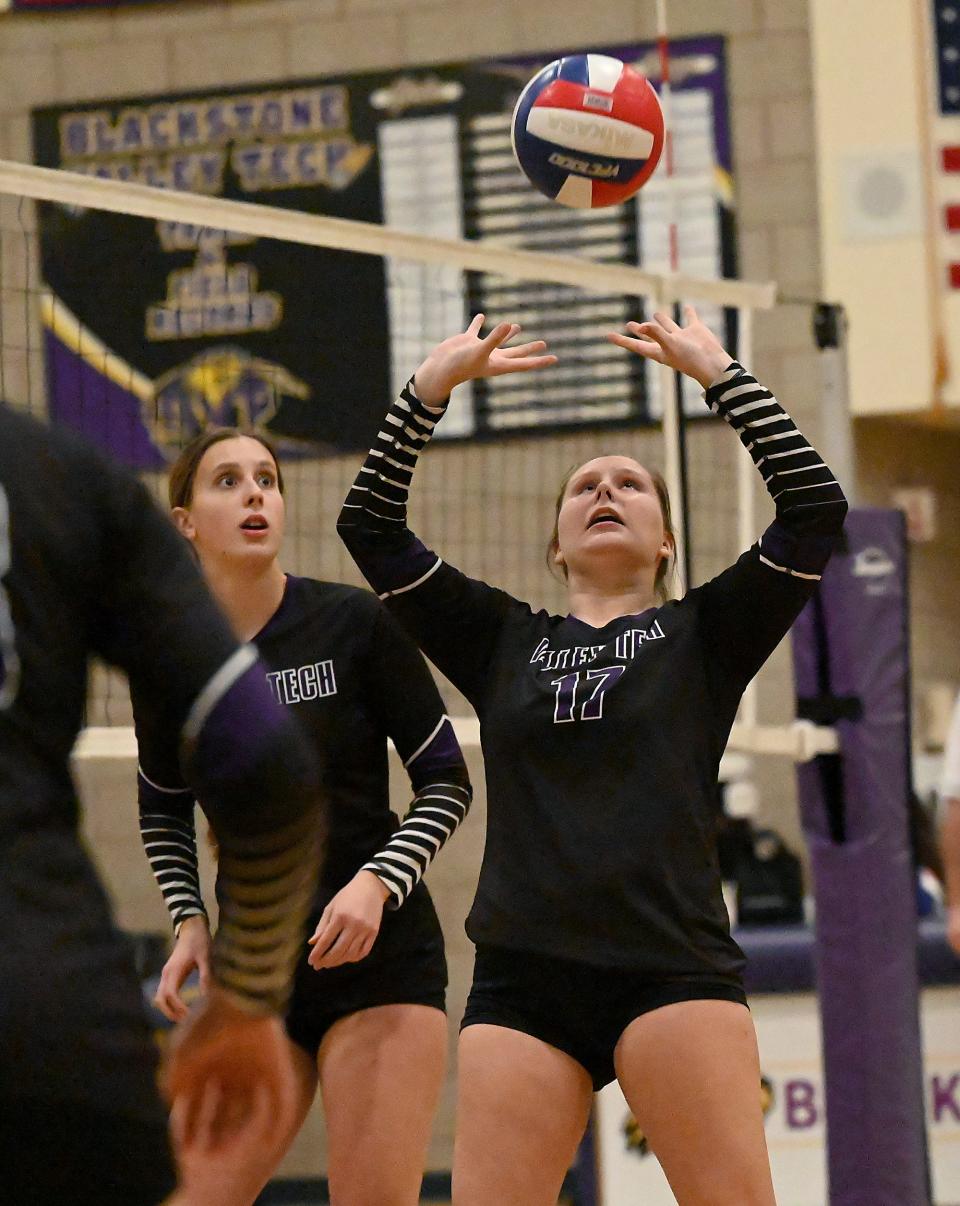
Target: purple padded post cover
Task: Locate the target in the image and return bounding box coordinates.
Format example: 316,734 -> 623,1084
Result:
792,508 -> 929,1206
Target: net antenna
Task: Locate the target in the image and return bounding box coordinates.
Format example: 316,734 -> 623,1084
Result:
654,0 -> 691,593
0,158 -> 833,763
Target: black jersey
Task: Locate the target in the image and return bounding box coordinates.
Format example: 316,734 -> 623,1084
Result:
339,365 -> 847,976
136,575 -> 471,927
0,404 -> 320,1111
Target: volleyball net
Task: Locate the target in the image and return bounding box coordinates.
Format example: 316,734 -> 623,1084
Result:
0,157 -> 835,765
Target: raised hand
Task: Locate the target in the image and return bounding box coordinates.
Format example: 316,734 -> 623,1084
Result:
608,304 -> 734,391
413,314 -> 557,407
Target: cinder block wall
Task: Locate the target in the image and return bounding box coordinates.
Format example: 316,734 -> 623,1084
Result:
7,0 -> 954,1180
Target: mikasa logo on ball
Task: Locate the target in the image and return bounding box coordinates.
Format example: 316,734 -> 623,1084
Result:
527,108 -> 654,159
548,152 -> 620,178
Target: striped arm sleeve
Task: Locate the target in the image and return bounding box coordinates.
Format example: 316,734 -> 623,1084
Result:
337,379 -> 446,599
182,648 -> 323,1015
137,768 -> 206,934
705,362 -> 848,578
362,780 -> 471,907
362,714 -> 472,906
211,810 -> 319,1011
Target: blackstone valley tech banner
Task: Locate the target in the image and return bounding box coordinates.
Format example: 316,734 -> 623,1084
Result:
31,40 -> 735,467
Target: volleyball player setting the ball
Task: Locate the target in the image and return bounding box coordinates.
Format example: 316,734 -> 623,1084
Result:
339,307 -> 847,1206
135,427 -> 471,1206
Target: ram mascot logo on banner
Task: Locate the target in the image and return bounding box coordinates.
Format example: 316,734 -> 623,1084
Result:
152,347 -> 309,449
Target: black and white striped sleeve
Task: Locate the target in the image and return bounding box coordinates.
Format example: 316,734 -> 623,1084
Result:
357,602 -> 472,906
337,380 -> 449,599
137,767 -> 206,934
694,363 -> 847,695
180,647 -> 322,1014
706,362 -> 848,579
338,381 -> 518,704
362,715 -> 471,907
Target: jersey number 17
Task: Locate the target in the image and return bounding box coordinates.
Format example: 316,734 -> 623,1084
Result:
552,664 -> 625,724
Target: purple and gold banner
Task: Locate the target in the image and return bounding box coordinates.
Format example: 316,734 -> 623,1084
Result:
32,38 -> 735,466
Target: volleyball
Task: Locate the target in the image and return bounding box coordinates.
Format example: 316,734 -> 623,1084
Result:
511,54 -> 664,209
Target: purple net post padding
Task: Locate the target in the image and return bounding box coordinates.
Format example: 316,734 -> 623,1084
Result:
807,834 -> 928,1206
792,508 -> 930,1206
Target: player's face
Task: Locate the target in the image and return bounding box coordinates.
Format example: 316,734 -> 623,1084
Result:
176,436 -> 285,566
555,456 -> 672,584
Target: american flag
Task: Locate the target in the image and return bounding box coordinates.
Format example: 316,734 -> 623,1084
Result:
933,1 -> 960,286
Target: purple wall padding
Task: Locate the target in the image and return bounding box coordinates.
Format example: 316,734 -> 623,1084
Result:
793,508 -> 929,1205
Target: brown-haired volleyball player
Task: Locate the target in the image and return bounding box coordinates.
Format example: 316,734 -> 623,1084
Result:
339,309 -> 847,1206
135,426 -> 471,1205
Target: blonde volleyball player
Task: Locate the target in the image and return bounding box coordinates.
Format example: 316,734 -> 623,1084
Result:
339,309 -> 847,1206
0,404 -> 322,1206
135,428 -> 471,1206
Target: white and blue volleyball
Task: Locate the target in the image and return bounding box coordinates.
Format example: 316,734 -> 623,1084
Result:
511,54 -> 664,209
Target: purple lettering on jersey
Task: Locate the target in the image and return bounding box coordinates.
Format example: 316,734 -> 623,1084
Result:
551,673 -> 578,724
581,665 -> 626,720
551,665 -> 626,724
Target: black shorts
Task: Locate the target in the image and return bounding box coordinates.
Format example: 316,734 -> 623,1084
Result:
0,1096 -> 177,1206
286,882 -> 447,1059
461,944 -> 748,1091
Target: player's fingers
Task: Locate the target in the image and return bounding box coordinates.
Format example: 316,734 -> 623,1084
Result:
466,313 -> 485,336
499,339 -> 547,358
607,332 -> 664,361
334,938 -> 369,966
682,303 -> 700,325
632,321 -> 670,347
239,1081 -> 277,1146
306,904 -> 334,946
307,923 -> 344,968
169,1096 -> 188,1154
355,932 -> 377,962
652,310 -> 680,332
312,926 -> 362,968
492,354 -> 557,375
178,1076 -> 220,1152
196,1078 -> 228,1151
481,321 -> 516,351
154,982 -> 188,1023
